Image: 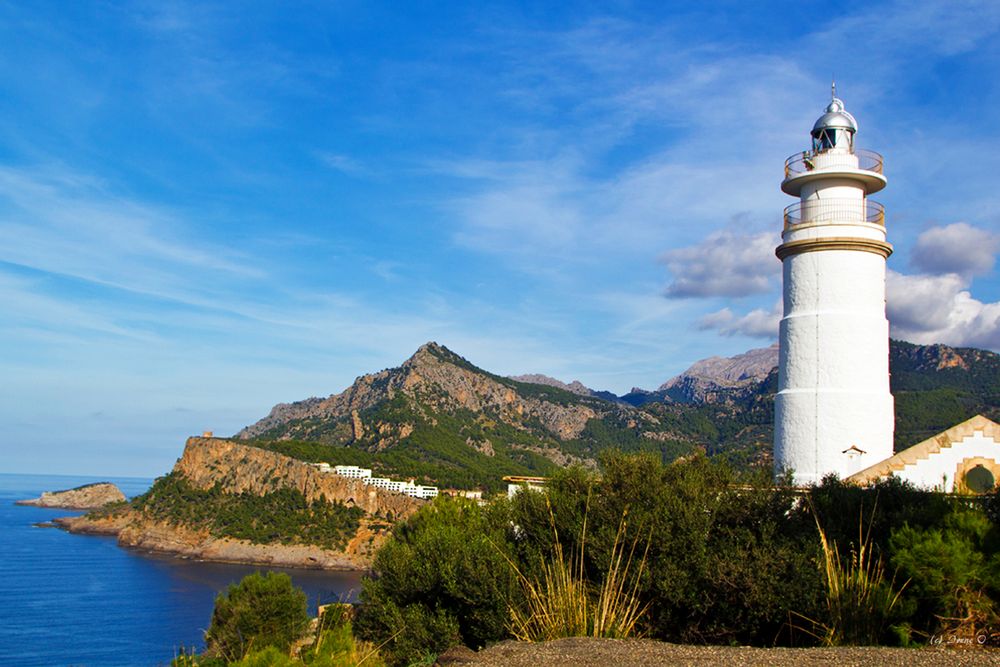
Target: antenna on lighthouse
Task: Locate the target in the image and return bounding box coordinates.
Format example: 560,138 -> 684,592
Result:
831,77 -> 837,100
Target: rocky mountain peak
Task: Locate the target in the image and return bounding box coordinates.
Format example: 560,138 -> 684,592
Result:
657,344 -> 779,405
509,374 -> 595,397
661,344 -> 779,390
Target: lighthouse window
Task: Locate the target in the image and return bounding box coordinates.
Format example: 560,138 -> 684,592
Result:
964,465 -> 995,494
813,129 -> 836,152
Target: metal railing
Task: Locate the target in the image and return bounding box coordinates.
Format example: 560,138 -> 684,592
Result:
784,148 -> 884,178
783,198 -> 885,228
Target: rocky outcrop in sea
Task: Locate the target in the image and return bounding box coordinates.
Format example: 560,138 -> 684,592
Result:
17,482 -> 126,509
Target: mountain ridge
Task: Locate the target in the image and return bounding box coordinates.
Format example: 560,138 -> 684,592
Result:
235,339 -> 1000,488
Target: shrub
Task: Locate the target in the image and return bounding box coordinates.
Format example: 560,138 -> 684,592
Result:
890,509 -> 1000,640
205,572 -> 310,662
559,452 -> 824,645
229,646 -> 300,667
354,497 -> 521,666
808,476 -> 954,550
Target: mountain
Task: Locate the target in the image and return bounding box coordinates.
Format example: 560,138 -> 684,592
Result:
237,343 -> 695,490
508,374 -> 624,403
659,344 -> 779,404
236,340 -> 1000,489
507,374 -> 594,396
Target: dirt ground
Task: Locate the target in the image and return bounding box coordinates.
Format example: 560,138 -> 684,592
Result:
435,637 -> 1000,666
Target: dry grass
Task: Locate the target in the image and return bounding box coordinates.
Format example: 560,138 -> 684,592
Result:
795,504 -> 909,646
505,500 -> 650,642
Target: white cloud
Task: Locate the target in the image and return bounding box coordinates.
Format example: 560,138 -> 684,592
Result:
698,302 -> 781,339
910,222 -> 999,278
662,230 -> 780,298
887,270 -> 1000,349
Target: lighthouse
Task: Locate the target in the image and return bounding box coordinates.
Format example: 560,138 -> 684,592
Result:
773,88 -> 894,486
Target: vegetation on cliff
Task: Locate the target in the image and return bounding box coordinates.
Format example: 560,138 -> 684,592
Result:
129,472 -> 364,550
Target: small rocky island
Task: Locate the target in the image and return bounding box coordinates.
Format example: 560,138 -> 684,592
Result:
16,482 -> 126,509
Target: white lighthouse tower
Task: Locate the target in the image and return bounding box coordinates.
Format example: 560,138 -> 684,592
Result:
774,88 -> 894,486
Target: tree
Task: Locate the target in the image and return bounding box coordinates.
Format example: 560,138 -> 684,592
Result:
204,572 -> 309,661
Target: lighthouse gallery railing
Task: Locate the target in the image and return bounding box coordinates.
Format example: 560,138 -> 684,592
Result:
783,199 -> 885,229
784,148 -> 884,178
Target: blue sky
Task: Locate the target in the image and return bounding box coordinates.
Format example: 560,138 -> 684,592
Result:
2,1 -> 999,476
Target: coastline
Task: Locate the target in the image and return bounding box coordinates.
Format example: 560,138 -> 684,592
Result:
53,513 -> 371,571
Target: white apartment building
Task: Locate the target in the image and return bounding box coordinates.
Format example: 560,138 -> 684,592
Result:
314,464 -> 438,499
333,465 -> 372,479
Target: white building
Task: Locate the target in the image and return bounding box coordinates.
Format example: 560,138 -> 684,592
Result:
503,475 -> 549,499
365,477 -> 392,490
774,88 -> 895,485
358,474 -> 437,499
848,415 -> 1000,493
333,465 -> 372,479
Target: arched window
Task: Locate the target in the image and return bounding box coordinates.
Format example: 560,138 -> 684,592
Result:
964,465 -> 996,494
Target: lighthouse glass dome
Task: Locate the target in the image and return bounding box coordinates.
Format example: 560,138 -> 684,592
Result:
811,97 -> 857,152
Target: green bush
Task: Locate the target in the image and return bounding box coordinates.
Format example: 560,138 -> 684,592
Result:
205,572 -> 310,662
355,454 -> 1000,656
229,646 -> 300,667
354,497 -> 521,666
357,454 -> 826,658
808,475 -> 954,549
552,452 -> 823,645
890,509 -> 1000,639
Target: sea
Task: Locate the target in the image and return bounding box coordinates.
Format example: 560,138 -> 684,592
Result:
0,473 -> 366,667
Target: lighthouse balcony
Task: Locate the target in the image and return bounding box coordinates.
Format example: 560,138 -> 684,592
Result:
783,198 -> 885,230
781,148 -> 886,196
784,148 -> 883,177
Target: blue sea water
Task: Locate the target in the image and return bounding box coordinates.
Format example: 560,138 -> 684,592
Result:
0,473 -> 365,667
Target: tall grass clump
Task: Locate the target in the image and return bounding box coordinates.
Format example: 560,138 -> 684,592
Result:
801,507 -> 908,646
506,497 -> 649,641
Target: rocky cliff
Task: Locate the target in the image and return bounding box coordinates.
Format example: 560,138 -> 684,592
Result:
17,482 -> 126,509
507,374 -> 597,397
55,437 -> 424,570
176,437 -> 421,518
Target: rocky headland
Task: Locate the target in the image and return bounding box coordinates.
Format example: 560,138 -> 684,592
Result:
54,437 -> 424,570
17,482 -> 126,509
